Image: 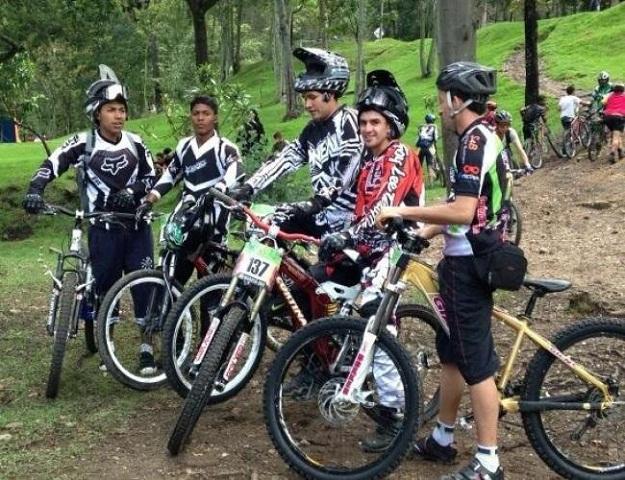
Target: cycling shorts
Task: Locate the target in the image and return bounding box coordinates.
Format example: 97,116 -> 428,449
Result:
604,115 -> 625,132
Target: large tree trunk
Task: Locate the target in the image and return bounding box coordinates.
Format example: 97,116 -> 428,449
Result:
272,5 -> 283,101
419,0 -> 437,78
149,33 -> 162,112
524,0 -> 540,105
233,0 -> 243,74
354,0 -> 367,96
437,0 -> 476,181
275,0 -> 298,119
219,0 -> 233,81
319,0 -> 328,49
185,0 -> 220,68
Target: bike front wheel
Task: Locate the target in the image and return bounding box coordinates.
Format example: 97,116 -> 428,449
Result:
263,317 -> 420,480
46,271 -> 78,399
507,200 -> 523,246
521,317 -> 625,479
97,269 -> 189,391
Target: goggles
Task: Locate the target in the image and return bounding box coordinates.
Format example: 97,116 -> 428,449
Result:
102,83 -> 128,102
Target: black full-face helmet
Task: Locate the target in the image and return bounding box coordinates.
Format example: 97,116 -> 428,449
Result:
85,65 -> 128,124
356,69 -> 409,138
293,47 -> 350,98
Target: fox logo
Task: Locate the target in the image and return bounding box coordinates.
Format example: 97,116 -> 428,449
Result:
101,154 -> 129,176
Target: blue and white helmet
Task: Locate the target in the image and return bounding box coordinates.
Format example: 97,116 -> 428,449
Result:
293,48 -> 350,98
85,65 -> 128,124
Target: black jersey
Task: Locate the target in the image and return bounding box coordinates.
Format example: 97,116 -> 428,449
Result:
28,130 -> 155,213
151,133 -> 241,201
246,105 -> 363,232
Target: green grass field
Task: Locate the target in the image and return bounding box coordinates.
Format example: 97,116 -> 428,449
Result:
1,5 -> 624,477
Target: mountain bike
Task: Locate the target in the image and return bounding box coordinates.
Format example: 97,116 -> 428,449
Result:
96,195 -> 238,391
40,204 -> 149,398
562,110 -> 591,159
264,221 -> 625,480
524,117 -> 562,169
588,109 -> 611,162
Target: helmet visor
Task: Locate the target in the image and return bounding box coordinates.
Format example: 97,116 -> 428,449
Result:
103,84 -> 128,102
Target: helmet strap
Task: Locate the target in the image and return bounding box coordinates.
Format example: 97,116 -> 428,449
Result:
446,91 -> 473,118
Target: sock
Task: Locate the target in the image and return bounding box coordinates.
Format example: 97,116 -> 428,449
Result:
475,445 -> 500,473
431,419 -> 455,447
140,343 -> 153,355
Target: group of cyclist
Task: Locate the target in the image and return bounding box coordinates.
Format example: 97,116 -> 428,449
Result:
21,45 -> 536,479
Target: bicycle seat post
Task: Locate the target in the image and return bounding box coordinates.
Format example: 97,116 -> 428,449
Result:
523,288 -> 543,318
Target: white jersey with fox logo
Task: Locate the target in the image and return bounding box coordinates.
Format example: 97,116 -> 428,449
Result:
28,130 -> 155,213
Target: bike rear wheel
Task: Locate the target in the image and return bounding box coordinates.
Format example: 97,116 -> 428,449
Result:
97,269 -> 189,391
521,317 -> 625,479
525,138 -> 544,169
161,274 -> 265,403
46,271 -> 78,399
167,304 -> 243,455
507,200 -> 523,246
263,317 -> 420,480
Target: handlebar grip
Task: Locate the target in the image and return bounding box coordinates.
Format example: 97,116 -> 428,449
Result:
208,187 -> 236,206
384,216 -> 405,234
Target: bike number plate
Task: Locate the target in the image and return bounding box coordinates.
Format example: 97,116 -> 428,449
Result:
233,239 -> 282,288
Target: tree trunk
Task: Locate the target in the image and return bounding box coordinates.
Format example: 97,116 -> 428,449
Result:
426,1 -> 437,76
524,0 -> 540,105
319,0 -> 328,49
275,0 -> 298,119
437,0 -> 476,181
354,0 -> 367,96
272,5 -> 283,101
185,0 -> 220,68
233,0 -> 243,74
220,0 -> 233,81
419,0 -> 427,76
149,33 -> 162,112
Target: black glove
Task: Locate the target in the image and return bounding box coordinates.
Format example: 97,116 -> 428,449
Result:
319,232 -> 352,262
23,193 -> 45,214
229,183 -> 254,202
107,189 -> 137,212
275,197 -> 324,220
135,200 -> 153,222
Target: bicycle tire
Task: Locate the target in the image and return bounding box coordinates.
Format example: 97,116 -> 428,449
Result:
395,304 -> 441,424
546,132 -> 563,159
563,131 -> 576,159
161,273 -> 265,403
526,138 -> 543,169
521,317 -> 625,479
588,130 -> 603,162
507,200 -> 523,246
579,121 -> 591,149
167,304 -> 243,456
263,316 -> 420,480
97,269 -> 185,391
46,271 -> 78,399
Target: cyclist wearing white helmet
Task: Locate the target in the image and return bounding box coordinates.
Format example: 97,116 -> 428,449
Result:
592,71 -> 613,110
23,65 -> 157,374
376,61 -> 507,480
230,47 -> 363,237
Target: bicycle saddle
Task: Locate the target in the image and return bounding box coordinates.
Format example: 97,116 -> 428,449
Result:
523,277 -> 571,293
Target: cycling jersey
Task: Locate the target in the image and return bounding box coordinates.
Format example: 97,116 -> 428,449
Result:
349,141 -> 424,252
246,105 -> 362,233
604,91 -> 625,116
151,133 -> 240,201
28,129 -> 155,213
416,124 -> 438,148
592,83 -> 613,108
444,118 -> 508,257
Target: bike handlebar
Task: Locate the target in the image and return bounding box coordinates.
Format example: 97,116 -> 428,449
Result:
208,187 -> 320,245
43,204 -> 162,222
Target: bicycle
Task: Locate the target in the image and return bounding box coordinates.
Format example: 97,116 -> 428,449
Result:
588,109 -> 611,162
524,117 -> 562,169
95,193 -> 240,391
563,110 -> 591,159
39,204 -> 148,398
264,220 -> 625,480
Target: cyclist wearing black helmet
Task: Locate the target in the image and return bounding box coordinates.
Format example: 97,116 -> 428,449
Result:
230,47 -> 362,237
23,65 -> 157,374
376,61 -> 507,480
494,110 -> 533,172
416,113 -> 440,178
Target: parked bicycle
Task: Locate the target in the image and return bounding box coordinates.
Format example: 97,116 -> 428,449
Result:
264,220 -> 625,480
524,116 -> 562,169
96,194 -> 238,391
40,204 -> 151,398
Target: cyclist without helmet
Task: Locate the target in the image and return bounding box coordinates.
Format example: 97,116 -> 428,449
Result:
483,99 -> 498,127
376,61 -> 507,480
494,110 -> 533,172
22,65 -> 157,374
137,95 -> 242,283
230,47 -> 363,238
602,82 -> 625,163
558,85 -> 589,130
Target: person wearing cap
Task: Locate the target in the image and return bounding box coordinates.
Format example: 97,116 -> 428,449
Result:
230,47 -> 363,237
376,62 -> 507,480
22,65 -> 157,374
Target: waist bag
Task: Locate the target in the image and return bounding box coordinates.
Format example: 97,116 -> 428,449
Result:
475,241 -> 527,291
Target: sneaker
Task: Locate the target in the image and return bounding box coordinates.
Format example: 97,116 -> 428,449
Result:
412,435 -> 458,464
360,405 -> 403,453
439,457 -> 504,480
139,351 -> 157,376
